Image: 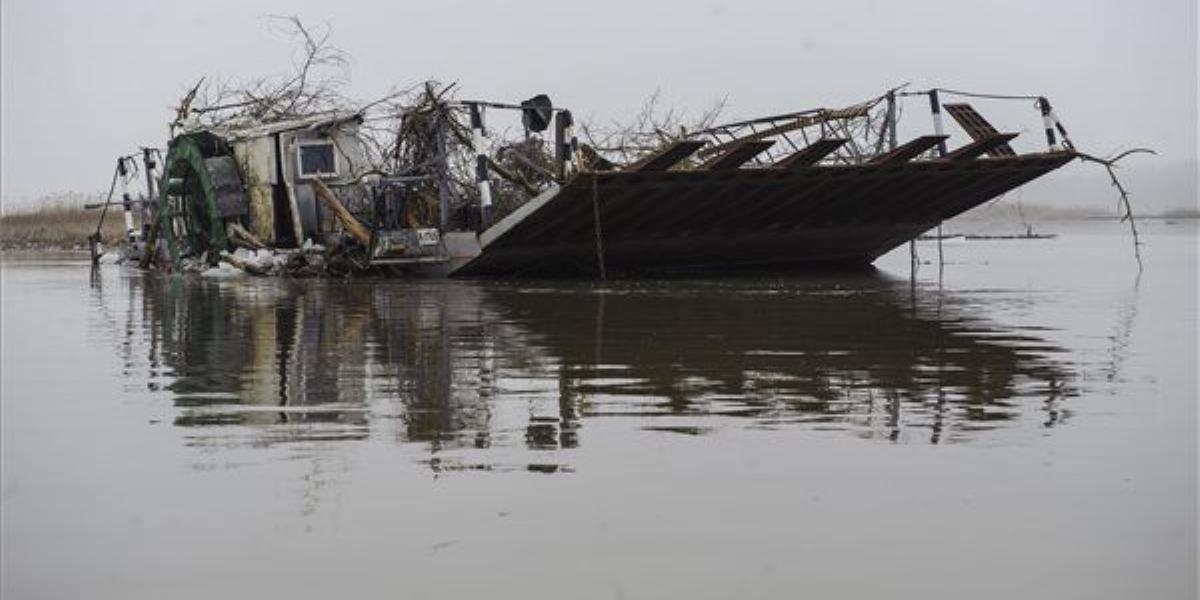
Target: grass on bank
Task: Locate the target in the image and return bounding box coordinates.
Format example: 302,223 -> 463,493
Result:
0,204 -> 127,249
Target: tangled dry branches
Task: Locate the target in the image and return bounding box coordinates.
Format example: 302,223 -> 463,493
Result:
178,16 -> 351,131
579,90 -> 727,166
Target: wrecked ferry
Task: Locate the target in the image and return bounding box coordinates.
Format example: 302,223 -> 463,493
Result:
93,86 -> 1077,278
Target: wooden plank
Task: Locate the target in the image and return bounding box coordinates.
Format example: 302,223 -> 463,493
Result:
869,135 -> 949,164
943,133 -> 1020,161
698,140 -> 775,171
943,103 -> 1016,156
312,179 -> 371,246
772,138 -> 848,169
625,140 -> 707,172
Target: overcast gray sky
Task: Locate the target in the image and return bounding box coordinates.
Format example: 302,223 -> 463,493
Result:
1,0 -> 1196,211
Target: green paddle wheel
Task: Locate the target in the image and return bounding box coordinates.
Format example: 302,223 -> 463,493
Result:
157,131 -> 248,265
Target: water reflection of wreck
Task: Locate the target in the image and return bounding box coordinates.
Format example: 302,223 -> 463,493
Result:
126,272 -> 1074,456
487,281 -> 1075,444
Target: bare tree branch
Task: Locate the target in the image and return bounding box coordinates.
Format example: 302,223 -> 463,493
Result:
1076,148 -> 1156,271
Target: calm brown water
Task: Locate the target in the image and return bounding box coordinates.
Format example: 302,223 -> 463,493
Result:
2,220 -> 1196,599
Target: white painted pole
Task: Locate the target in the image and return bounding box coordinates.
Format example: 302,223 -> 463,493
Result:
118,158 -> 136,241
929,90 -> 947,157
469,103 -> 493,227
1038,97 -> 1059,150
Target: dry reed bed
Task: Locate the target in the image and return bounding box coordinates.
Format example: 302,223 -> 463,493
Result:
0,206 -> 126,249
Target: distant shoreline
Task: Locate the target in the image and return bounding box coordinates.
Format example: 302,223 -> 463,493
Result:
1,203 -> 1195,255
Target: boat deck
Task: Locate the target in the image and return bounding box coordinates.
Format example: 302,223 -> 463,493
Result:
451,150 -> 1075,277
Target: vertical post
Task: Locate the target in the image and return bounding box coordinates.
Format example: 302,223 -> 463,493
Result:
141,148 -> 157,239
555,110 -> 576,181
121,189 -> 136,241
434,113 -> 452,232
468,103 -> 493,228
118,158 -> 137,242
891,92 -> 911,277
910,234 -> 918,278
928,90 -> 946,275
1037,97 -> 1058,150
142,149 -> 157,201
875,92 -> 895,155
886,92 -> 898,152
928,90 -> 947,157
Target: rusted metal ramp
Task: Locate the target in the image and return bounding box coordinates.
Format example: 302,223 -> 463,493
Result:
451,140 -> 1074,277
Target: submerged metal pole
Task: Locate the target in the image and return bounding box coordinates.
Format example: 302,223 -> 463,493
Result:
910,235 -> 918,278
937,223 -> 945,281
591,175 -> 606,281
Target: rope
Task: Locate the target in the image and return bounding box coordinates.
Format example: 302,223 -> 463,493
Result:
899,88 -> 1042,102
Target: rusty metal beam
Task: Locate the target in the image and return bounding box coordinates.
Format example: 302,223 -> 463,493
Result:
943,133 -> 1020,161
698,140 -> 775,171
625,140 -> 707,172
772,138 -> 848,169
869,135 -> 949,164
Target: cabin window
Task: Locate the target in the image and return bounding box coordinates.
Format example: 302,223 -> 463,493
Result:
296,140 -> 338,178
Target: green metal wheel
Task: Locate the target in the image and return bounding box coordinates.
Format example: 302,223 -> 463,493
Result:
157,132 -> 247,265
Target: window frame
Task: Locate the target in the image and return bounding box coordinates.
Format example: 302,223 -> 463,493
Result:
295,139 -> 340,180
